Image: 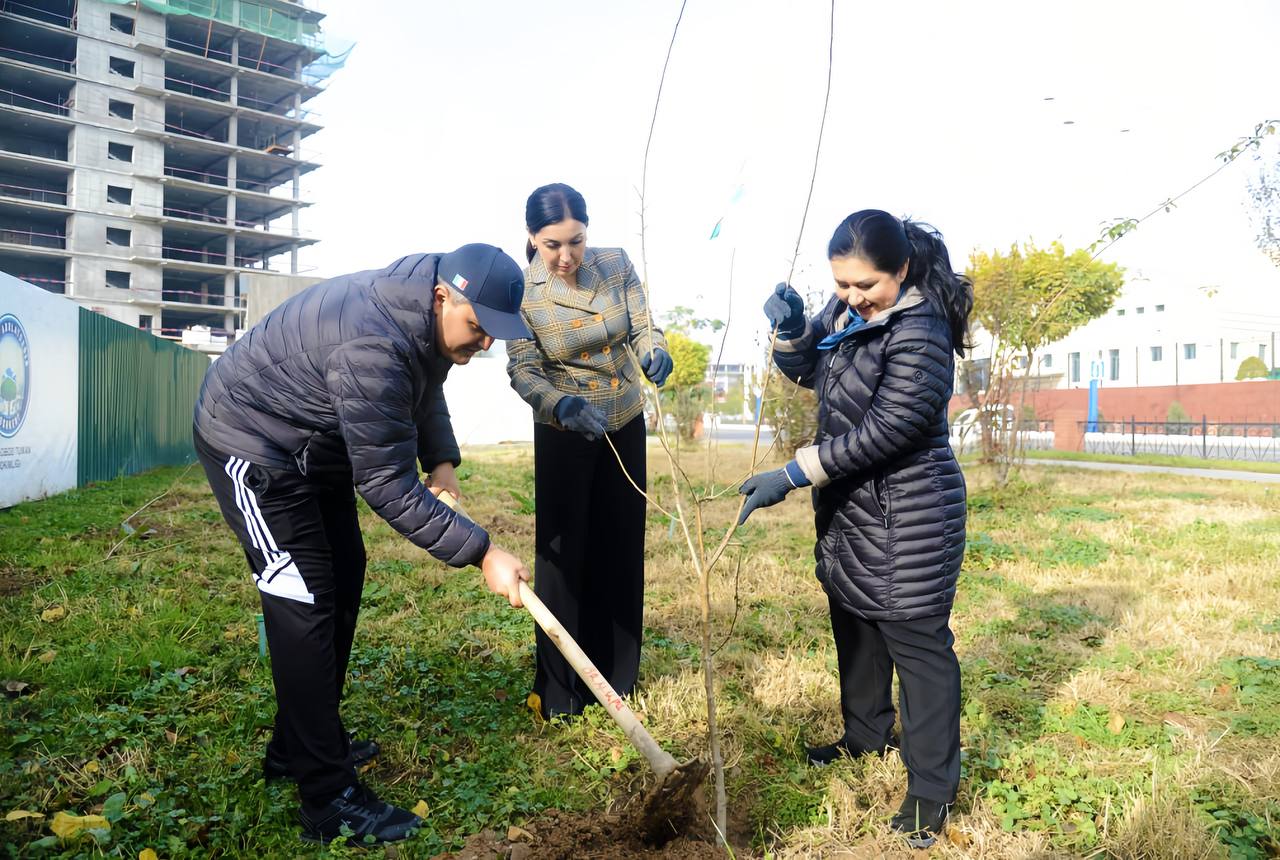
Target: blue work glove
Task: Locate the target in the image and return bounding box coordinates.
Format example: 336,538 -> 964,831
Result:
640,348 -> 673,386
763,282 -> 806,339
554,395 -> 607,441
738,461 -> 811,525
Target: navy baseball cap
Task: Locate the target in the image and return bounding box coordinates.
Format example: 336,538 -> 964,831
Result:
437,243 -> 532,340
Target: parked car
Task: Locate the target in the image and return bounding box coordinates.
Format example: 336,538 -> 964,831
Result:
949,404 -> 1016,445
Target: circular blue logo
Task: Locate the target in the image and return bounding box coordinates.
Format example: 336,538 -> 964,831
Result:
0,313 -> 31,439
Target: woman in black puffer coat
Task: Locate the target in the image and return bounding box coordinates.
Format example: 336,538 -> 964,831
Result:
738,210 -> 972,849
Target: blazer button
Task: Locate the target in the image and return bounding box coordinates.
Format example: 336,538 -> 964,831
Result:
602,345 -> 611,355
610,377 -> 620,388
581,351 -> 590,360
593,314 -> 603,322
572,319 -> 583,329
588,380 -> 600,390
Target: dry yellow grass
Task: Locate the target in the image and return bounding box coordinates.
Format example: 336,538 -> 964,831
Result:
604,445 -> 1278,856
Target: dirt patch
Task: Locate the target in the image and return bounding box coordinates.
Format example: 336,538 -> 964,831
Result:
433,807 -> 730,860
0,566 -> 38,596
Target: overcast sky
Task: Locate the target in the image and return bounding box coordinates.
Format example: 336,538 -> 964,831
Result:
297,1 -> 1280,361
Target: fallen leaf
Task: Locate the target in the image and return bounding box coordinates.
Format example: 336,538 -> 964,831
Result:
1108,712 -> 1126,734
1163,712 -> 1192,731
83,761 -> 100,774
5,810 -> 45,822
50,811 -> 110,839
411,800 -> 429,818
139,849 -> 159,860
493,689 -> 508,702
174,667 -> 197,677
1215,683 -> 1234,698
609,746 -> 623,763
126,607 -> 143,619
947,828 -> 971,848
164,729 -> 178,745
3,679 -> 31,697
224,750 -> 240,765
40,607 -> 65,623
507,825 -> 534,842
37,650 -> 56,664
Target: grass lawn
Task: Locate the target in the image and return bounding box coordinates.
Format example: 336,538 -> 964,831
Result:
2,444 -> 1279,858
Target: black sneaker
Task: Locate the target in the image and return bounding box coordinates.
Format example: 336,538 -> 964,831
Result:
805,735 -> 893,766
299,783 -> 420,845
890,795 -> 950,849
263,735 -> 381,782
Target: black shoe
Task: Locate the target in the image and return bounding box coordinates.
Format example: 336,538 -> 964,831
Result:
890,795 -> 950,849
263,735 -> 381,782
805,736 -> 891,766
299,783 -> 420,845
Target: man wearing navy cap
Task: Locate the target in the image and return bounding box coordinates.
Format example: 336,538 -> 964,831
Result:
193,244 -> 532,845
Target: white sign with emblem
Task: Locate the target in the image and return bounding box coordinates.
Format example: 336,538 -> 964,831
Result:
0,272 -> 79,508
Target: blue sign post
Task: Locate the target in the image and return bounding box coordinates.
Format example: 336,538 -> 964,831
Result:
1086,356 -> 1104,432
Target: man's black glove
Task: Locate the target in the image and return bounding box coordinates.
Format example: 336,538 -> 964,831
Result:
640,348 -> 673,386
554,396 -> 607,441
763,282 -> 806,339
738,461 -> 811,524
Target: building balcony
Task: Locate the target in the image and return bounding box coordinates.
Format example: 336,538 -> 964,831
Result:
0,224 -> 64,251
0,245 -> 66,293
0,1 -> 75,32
0,178 -> 67,208
0,83 -> 73,118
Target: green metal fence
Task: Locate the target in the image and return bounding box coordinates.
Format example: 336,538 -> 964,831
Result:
77,310 -> 211,486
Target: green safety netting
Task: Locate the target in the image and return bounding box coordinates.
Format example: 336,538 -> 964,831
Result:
101,0 -> 350,73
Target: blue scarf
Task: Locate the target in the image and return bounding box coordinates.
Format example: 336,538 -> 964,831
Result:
817,306 -> 867,351
816,287 -> 905,351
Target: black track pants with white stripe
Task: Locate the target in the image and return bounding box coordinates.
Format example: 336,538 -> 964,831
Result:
195,429 -> 364,807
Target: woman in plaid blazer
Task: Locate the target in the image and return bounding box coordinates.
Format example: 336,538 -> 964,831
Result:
507,183 -> 672,720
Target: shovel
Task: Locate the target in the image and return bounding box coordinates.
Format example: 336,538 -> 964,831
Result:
438,493 -> 709,841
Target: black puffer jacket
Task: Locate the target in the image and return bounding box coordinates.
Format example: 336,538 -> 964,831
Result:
776,288 -> 965,620
193,254 -> 489,568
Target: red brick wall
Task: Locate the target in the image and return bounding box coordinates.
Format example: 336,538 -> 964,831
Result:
952,380 -> 1280,423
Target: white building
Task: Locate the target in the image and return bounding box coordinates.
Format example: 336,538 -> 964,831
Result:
970,280 -> 1278,390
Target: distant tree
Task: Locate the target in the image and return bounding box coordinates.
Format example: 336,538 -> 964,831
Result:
964,242 -> 1124,482
1166,401 -> 1191,435
662,331 -> 711,440
1236,355 -> 1269,380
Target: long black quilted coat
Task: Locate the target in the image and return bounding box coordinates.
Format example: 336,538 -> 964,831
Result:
193,254 -> 490,568
776,290 -> 966,620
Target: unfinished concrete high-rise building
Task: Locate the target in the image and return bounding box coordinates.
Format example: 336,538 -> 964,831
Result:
0,0 -> 343,351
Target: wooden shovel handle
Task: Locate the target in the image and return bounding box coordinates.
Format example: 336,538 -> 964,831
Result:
434,490 -> 675,777
517,581 -> 676,778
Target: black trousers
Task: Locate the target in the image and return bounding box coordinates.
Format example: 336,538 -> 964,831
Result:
195,430 -> 363,808
828,593 -> 961,803
532,416 -> 646,718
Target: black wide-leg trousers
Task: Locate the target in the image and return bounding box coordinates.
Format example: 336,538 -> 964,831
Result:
531,416 -> 646,718
828,593 -> 961,803
195,430 -> 363,808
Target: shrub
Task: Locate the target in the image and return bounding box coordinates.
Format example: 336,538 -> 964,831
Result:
1236,355 -> 1268,381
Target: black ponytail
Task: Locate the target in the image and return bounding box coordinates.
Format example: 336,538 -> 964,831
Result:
901,219 -> 973,356
828,210 -> 972,356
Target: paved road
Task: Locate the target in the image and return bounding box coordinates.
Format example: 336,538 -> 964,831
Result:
1023,458 -> 1280,484
707,423 -> 776,446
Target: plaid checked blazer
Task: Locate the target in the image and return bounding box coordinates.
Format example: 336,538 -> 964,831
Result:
507,247 -> 667,432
